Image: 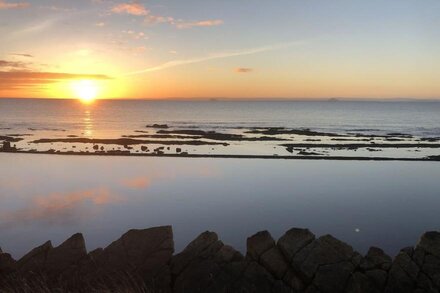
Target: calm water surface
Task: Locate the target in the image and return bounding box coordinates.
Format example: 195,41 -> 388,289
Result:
1,153 -> 439,258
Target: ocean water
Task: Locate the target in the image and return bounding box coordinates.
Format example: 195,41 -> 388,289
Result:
1,99 -> 440,258
1,98 -> 440,136
1,98 -> 440,158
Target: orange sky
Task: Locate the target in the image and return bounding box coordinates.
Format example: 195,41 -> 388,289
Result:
0,0 -> 439,100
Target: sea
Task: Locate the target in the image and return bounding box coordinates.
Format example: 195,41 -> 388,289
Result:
0,98 -> 440,258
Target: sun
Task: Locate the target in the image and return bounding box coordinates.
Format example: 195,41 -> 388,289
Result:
71,80 -> 99,103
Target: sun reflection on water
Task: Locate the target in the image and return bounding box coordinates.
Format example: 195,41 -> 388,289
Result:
83,109 -> 94,137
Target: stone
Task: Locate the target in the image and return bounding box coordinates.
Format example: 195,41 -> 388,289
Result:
45,233 -> 87,274
17,241 -> 53,273
292,234 -> 355,281
259,246 -> 289,279
313,261 -> 355,293
278,228 -> 315,262
417,231 -> 440,258
93,226 -> 174,292
171,231 -> 220,276
246,230 -> 275,261
0,251 -> 16,275
360,246 -> 392,271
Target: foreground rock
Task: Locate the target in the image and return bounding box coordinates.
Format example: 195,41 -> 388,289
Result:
1,227 -> 440,292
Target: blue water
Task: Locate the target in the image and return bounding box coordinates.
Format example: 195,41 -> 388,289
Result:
1,99 -> 440,137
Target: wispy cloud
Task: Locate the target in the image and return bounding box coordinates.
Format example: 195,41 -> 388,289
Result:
0,0 -> 29,9
10,53 -> 33,58
235,68 -> 254,73
121,176 -> 150,189
176,19 -> 223,29
111,2 -> 149,16
0,59 -> 30,70
123,41 -> 305,76
0,188 -> 121,226
0,71 -> 111,90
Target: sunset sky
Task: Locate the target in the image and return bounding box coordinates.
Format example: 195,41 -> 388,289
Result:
0,0 -> 439,99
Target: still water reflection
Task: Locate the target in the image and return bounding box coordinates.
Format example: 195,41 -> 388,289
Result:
0,153 -> 439,258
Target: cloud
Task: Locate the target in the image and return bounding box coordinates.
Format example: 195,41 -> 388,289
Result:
95,22 -> 106,27
0,188 -> 121,226
0,71 -> 111,90
176,19 -> 223,29
0,0 -> 29,9
121,176 -> 151,189
111,2 -> 149,16
10,53 -> 33,58
123,40 -> 305,76
235,68 -> 253,73
0,60 -> 30,70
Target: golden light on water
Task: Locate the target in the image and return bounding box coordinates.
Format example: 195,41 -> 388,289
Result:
71,80 -> 100,103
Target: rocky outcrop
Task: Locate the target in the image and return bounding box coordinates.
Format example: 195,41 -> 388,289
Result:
1,227 -> 440,292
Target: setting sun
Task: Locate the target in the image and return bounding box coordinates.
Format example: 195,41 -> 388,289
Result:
71,80 -> 99,103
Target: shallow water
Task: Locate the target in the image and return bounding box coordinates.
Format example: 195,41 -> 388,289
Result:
1,153 -> 439,258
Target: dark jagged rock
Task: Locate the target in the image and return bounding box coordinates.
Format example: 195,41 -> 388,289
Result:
2,227 -> 440,292
45,233 -> 87,274
89,226 -> 174,292
17,240 -> 53,273
246,230 -> 275,261
278,228 -> 315,262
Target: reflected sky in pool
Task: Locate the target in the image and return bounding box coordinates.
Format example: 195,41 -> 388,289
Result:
1,153 -> 439,258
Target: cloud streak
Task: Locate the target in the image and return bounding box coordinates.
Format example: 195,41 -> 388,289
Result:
123,41 -> 305,76
111,2 -> 149,16
235,68 -> 253,73
0,188 -> 121,226
176,19 -> 223,29
0,71 -> 111,90
0,0 -> 29,9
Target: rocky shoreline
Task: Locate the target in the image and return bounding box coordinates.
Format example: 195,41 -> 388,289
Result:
1,226 -> 439,292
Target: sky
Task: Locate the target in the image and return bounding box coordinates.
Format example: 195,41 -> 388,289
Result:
0,0 -> 439,100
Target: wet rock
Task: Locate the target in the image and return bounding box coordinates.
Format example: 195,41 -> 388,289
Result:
93,144 -> 99,150
147,124 -> 169,129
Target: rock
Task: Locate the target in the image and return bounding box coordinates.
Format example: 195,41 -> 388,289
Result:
171,231 -> 220,276
92,226 -> 174,292
313,261 -> 355,293
292,234 -> 355,282
246,230 -> 275,261
346,272 -> 380,293
360,246 -> 392,271
384,249 -> 419,293
93,144 -> 99,150
417,231 -> 440,258
45,233 -> 87,274
147,124 -> 169,129
17,241 -> 53,273
259,247 -> 289,279
0,250 -> 16,275
278,228 -> 315,261
176,147 -> 182,153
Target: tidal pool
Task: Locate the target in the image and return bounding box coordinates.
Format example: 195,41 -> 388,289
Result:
0,153 -> 439,258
